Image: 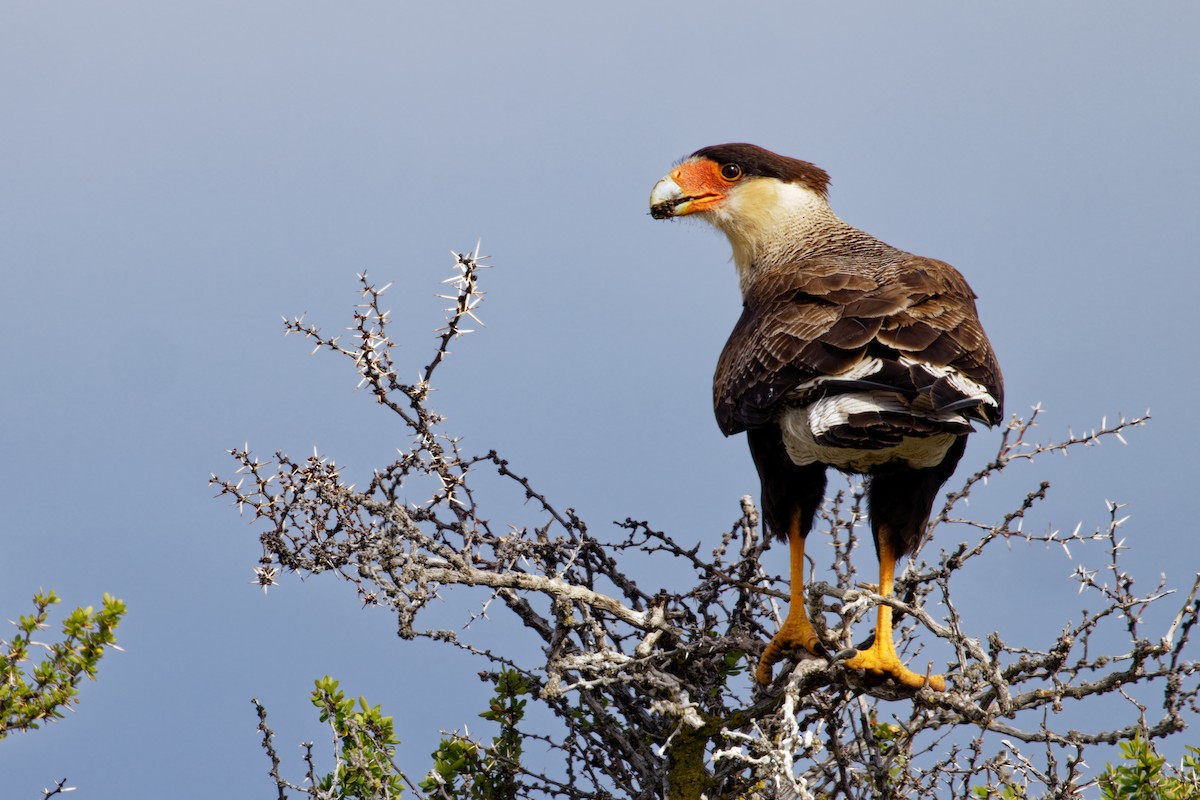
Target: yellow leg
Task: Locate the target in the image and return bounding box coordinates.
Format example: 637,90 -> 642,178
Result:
842,531 -> 945,691
756,520 -> 824,684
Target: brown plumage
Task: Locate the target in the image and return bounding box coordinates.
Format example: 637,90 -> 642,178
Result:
650,143 -> 1003,690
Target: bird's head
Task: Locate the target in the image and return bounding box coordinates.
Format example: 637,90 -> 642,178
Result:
649,143 -> 838,277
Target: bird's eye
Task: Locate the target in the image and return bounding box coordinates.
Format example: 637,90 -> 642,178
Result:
720,163 -> 742,181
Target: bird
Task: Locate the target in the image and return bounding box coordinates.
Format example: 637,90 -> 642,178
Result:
649,143 -> 1003,691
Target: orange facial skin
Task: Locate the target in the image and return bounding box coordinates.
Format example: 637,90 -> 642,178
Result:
649,158 -> 743,218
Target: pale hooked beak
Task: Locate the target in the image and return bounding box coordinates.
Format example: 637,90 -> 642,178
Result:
649,175 -> 687,219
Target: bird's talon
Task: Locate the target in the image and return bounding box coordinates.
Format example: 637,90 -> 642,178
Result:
831,647 -> 857,662
755,611 -> 826,684
842,646 -> 946,692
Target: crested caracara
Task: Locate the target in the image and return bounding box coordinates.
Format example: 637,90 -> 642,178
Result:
649,143 -> 1003,691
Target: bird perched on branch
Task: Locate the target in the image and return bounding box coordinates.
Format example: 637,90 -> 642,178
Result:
649,143 -> 1003,691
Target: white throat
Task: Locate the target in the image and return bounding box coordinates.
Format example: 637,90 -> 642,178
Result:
703,179 -> 845,295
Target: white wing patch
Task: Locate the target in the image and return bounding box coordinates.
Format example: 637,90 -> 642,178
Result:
773,350 -> 997,472
898,356 -> 999,412
789,356 -> 885,393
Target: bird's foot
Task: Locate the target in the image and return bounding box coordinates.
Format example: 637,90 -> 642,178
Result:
840,641 -> 945,692
756,612 -> 827,684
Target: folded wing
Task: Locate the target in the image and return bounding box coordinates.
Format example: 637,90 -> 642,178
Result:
714,255 -> 1004,451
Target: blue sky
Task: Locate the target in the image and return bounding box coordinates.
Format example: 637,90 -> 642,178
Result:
2,2 -> 1198,795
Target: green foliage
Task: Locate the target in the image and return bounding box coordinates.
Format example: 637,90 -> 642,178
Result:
312,675 -> 405,799
263,671 -> 533,798
867,711 -> 911,795
418,670 -> 529,799
712,644 -> 745,698
1098,732 -> 1200,800
0,589 -> 125,739
970,783 -> 1027,799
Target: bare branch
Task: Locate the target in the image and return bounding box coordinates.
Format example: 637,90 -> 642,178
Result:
215,258 -> 1195,799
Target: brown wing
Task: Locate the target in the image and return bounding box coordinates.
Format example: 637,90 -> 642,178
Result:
713,255 -> 1004,436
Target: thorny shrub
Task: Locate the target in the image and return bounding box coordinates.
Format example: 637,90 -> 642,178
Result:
213,249 -> 1198,799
